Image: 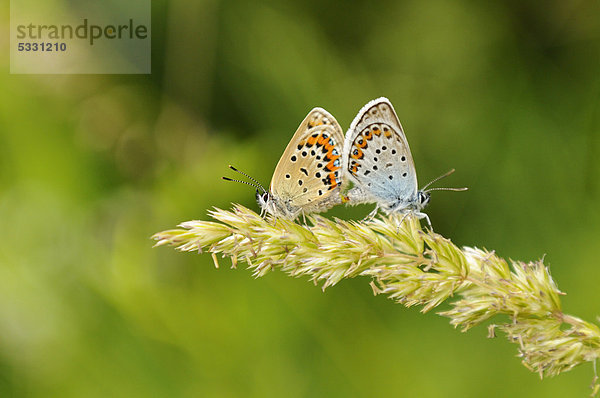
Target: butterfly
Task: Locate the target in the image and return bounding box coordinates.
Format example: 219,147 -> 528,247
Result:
224,107 -> 345,220
342,97 -> 466,225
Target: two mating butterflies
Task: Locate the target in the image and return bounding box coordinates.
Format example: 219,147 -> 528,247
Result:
224,97 -> 464,222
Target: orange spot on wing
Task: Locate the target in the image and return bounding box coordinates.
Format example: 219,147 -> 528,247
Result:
307,136 -> 318,146
384,130 -> 392,138
325,159 -> 339,171
364,130 -> 373,140
324,147 -> 339,158
323,140 -> 335,152
351,149 -> 363,160
355,137 -> 367,148
328,172 -> 338,189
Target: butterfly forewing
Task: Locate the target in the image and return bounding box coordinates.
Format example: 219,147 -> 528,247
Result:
270,108 -> 344,215
343,98 -> 419,209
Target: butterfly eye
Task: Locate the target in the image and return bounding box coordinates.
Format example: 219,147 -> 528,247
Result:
255,190 -> 269,204
418,192 -> 430,206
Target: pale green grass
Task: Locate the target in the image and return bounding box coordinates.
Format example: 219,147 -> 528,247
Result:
153,205 -> 600,396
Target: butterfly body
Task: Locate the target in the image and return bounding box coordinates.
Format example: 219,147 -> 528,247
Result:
342,97 -> 430,219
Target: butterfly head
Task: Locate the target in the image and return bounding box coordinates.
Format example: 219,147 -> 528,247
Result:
255,190 -> 272,212
417,190 -> 430,210
256,190 -> 269,205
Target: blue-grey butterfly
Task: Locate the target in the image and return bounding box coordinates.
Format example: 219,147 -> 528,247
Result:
342,97 -> 466,225
224,107 -> 344,220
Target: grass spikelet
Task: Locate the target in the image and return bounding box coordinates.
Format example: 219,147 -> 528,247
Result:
152,204 -> 600,395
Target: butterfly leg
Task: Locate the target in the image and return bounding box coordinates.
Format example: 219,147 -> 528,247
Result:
268,215 -> 279,226
395,211 -> 410,233
394,211 -> 431,232
414,211 -> 432,230
364,205 -> 380,222
301,211 -> 308,226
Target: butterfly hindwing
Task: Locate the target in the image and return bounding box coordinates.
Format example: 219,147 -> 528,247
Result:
343,98 -> 419,211
269,108 -> 344,218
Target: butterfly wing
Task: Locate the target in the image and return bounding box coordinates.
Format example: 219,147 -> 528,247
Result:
269,108 -> 344,218
342,97 -> 419,211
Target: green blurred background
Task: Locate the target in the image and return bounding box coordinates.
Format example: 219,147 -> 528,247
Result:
2,0 -> 600,396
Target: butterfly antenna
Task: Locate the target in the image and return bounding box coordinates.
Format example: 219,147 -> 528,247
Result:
422,169 -> 468,193
426,187 -> 468,192
422,169 -> 455,191
222,176 -> 263,191
225,165 -> 267,193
